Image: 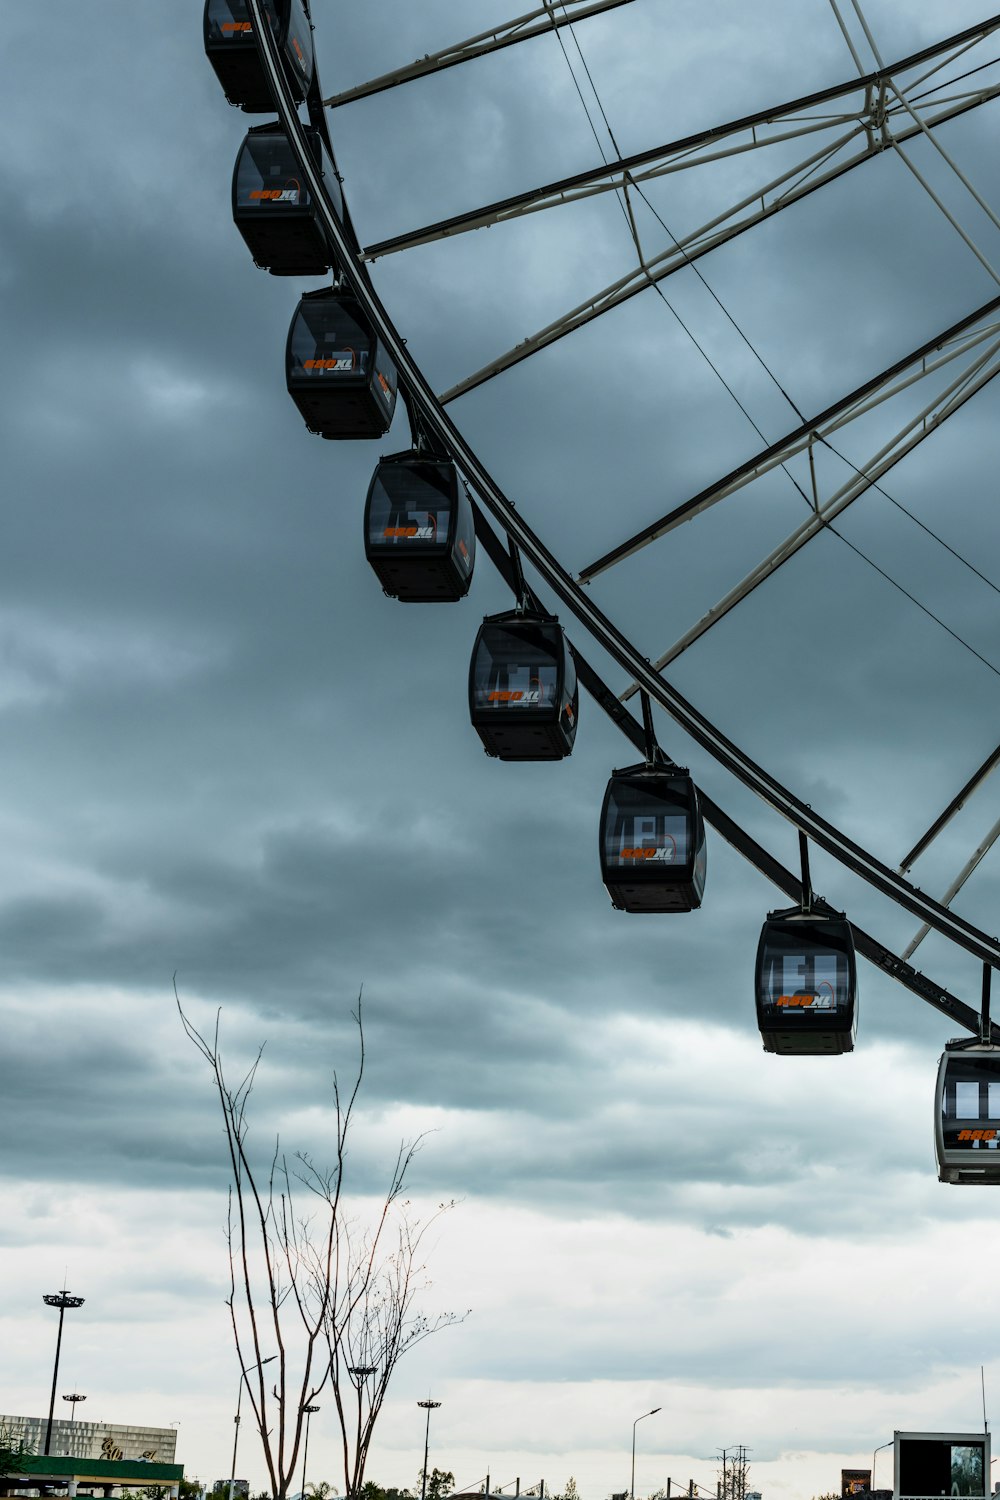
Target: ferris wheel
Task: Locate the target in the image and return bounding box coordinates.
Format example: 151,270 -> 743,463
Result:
202,0 -> 1000,1182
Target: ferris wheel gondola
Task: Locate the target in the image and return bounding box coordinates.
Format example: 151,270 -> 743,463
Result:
755,909 -> 857,1055
232,125 -> 341,276
286,290 -> 398,439
203,0 -> 313,112
935,1042 -> 1000,1183
364,454 -> 475,601
599,765 -> 706,912
469,611 -> 578,760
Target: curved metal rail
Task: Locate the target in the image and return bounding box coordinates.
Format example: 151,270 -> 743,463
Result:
246,0 -> 1000,982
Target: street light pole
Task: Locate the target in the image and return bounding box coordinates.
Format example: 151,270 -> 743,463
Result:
43,1290 -> 85,1456
631,1408 -> 662,1500
229,1354 -> 277,1500
62,1395 -> 87,1426
418,1400 -> 441,1500
872,1440 -> 893,1493
300,1405 -> 320,1500
347,1367 -> 377,1497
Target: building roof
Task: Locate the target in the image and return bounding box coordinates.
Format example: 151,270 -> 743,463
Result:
10,1456 -> 183,1484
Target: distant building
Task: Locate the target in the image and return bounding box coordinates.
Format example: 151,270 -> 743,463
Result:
0,1414 -> 177,1467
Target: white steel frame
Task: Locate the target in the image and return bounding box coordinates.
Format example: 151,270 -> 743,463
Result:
323,0 -> 635,108
615,325 -> 1000,695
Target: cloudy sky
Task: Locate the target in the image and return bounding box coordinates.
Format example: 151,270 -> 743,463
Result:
3,4 -> 1000,1500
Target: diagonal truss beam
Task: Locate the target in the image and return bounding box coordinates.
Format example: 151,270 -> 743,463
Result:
324,0 -> 636,108
579,293 -> 1000,581
617,329 -> 1000,698
902,812 -> 1000,961
900,738 -> 1000,872
435,79 -> 1000,403
251,0 -> 1000,984
363,14 -> 1000,259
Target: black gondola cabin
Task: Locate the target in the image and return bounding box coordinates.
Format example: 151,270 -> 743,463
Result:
232,125 -> 342,275
469,611 -> 578,760
599,766 -> 706,912
204,0 -> 313,112
935,1043 -> 1000,1183
365,454 -> 476,601
286,291 -> 397,439
755,908 -> 856,1055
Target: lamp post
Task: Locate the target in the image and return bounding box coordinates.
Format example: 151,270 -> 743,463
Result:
229,1354 -> 277,1500
347,1368 -> 377,1496
418,1400 -> 441,1500
872,1440 -> 893,1493
300,1405 -> 320,1500
62,1395 -> 86,1426
43,1290 -> 85,1455
631,1408 -> 661,1500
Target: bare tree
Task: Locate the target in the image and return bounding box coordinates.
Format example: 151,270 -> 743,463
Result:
179,992 -> 466,1500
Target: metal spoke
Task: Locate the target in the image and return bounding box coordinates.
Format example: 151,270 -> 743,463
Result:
324,0 -> 635,107
578,296 -> 1000,581
616,335 -> 1000,696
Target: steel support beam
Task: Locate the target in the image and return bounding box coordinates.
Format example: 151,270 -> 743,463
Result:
900,739 -> 1000,871
579,294 -> 1000,582
363,15 -> 1000,259
435,81 -> 1000,403
617,333 -> 1000,697
902,812 -> 1000,961
324,0 -> 635,107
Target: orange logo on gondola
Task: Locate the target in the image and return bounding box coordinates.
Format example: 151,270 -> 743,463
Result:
221,20 -> 252,30
958,1129 -> 998,1141
620,846 -> 676,863
776,992 -> 835,1009
304,355 -> 354,371
250,188 -> 300,202
376,371 -> 392,397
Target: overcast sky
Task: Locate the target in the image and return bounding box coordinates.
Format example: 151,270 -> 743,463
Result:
3,4 -> 1000,1500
